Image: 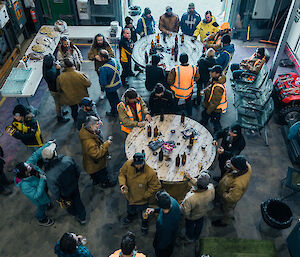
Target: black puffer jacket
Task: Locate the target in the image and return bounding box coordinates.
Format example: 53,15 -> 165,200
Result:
42,54 -> 60,92
197,56 -> 216,86
145,55 -> 167,91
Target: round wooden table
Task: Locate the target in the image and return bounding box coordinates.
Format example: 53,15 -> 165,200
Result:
125,114 -> 216,183
132,33 -> 203,70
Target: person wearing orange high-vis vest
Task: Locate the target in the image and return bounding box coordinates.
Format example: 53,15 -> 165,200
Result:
168,53 -> 200,116
117,89 -> 152,134
201,65 -> 227,132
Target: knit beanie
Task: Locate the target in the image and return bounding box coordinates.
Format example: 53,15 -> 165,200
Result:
144,8 -> 151,15
156,191 -> 171,209
13,104 -> 27,117
231,155 -> 248,172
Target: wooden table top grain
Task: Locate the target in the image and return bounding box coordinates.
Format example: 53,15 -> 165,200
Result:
125,114 -> 216,182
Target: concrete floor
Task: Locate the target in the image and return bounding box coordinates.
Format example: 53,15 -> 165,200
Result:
0,38 -> 299,257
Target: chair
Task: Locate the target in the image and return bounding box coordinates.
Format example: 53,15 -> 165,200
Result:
280,167 -> 300,200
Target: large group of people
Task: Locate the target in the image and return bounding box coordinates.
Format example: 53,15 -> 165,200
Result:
0,2 -> 271,257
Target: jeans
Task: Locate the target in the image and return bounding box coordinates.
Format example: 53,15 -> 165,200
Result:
70,104 -> 79,122
36,204 -> 48,221
230,63 -> 244,79
121,61 -> 132,85
127,202 -> 148,228
63,187 -> 86,221
174,96 -> 193,117
106,91 -> 120,114
185,217 -> 204,240
153,235 -> 174,257
90,168 -> 109,185
201,109 -> 222,132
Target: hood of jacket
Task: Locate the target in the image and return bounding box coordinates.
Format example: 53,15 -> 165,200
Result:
43,54 -> 54,69
78,126 -> 99,142
221,44 -> 235,54
202,16 -> 217,24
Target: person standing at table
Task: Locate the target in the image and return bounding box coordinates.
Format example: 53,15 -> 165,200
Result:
213,123 -> 246,178
180,3 -> 201,36
6,104 -> 43,149
56,58 -> 91,123
57,37 -> 83,71
145,54 -> 167,92
119,28 -> 134,88
149,83 -> 174,116
168,53 -> 199,117
123,16 -> 137,43
117,88 -> 152,134
159,6 -> 180,35
193,10 -> 219,43
119,152 -> 161,234
79,116 -> 115,188
98,49 -> 122,117
43,54 -> 69,123
181,172 -> 215,242
137,8 -> 155,37
212,155 -> 252,227
146,191 -> 181,257
88,34 -> 114,100
200,65 -> 227,132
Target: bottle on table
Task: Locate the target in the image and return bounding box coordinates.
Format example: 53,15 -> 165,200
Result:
151,40 -> 154,49
160,112 -> 164,122
156,34 -> 160,44
181,34 -> 184,44
145,51 -> 149,64
175,154 -> 181,167
159,148 -> 163,161
175,34 -> 178,44
182,152 -> 186,165
147,125 -> 152,137
154,126 -> 158,137
181,112 -> 185,124
189,132 -> 194,146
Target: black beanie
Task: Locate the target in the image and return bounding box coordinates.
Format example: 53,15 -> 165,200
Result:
156,191 -> 171,209
13,104 -> 27,117
231,155 -> 248,172
230,123 -> 242,136
221,34 -> 231,44
144,8 -> 151,15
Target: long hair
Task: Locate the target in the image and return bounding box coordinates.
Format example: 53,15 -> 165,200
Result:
92,33 -> 109,49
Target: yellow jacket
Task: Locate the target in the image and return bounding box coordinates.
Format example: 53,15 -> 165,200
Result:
119,160 -> 161,205
193,16 -> 219,42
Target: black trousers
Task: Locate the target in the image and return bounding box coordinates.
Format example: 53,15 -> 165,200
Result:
201,109 -> 222,132
0,170 -> 9,192
70,104 -> 79,122
174,96 -> 193,117
62,187 -> 86,221
153,235 -> 174,257
106,91 -> 120,114
121,61 -> 132,85
90,168 -> 109,185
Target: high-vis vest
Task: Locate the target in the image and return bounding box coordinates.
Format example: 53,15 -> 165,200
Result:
223,50 -> 233,74
170,65 -> 196,99
117,101 -> 142,133
141,17 -> 154,37
245,54 -> 261,67
102,59 -> 121,90
208,83 -> 227,113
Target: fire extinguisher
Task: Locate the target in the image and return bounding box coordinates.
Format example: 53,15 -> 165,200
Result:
30,8 -> 37,23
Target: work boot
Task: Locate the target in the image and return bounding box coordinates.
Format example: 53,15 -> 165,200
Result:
0,187 -> 12,196
38,217 -> 54,227
99,91 -> 105,100
212,219 -> 227,227
57,116 -> 70,123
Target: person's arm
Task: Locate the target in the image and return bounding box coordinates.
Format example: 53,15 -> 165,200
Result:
213,128 -> 227,140
73,45 -> 83,62
194,68 -> 200,82
21,177 -> 47,200
229,137 -> 246,156
144,171 -> 161,199
118,104 -> 139,127
215,52 -> 229,71
79,245 -> 94,257
139,97 -> 149,116
136,18 -> 143,35
223,185 -> 243,204
167,68 -> 176,86
159,16 -> 168,34
79,72 -> 92,88
118,162 -> 128,187
180,197 -> 192,217
47,177 -> 60,201
86,139 -> 110,161
99,67 -> 108,88
27,142 -> 51,165
175,16 -> 180,32
56,50 -> 64,66
106,44 -> 115,58
206,86 -> 224,114
88,47 -> 96,61
193,22 -> 202,37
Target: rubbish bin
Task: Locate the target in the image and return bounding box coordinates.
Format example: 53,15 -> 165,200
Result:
259,198 -> 293,236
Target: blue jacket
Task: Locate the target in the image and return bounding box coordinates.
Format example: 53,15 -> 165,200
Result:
215,44 -> 235,73
288,121 -> 300,140
16,143 -> 51,207
55,241 -> 93,257
99,58 -> 122,93
155,197 -> 181,249
180,11 -> 201,36
137,14 -> 155,37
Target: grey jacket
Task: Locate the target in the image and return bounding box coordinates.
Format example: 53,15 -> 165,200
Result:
44,155 -> 81,200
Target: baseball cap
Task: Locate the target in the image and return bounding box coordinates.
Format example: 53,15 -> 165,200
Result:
144,8 -> 151,15
196,173 -> 210,188
188,3 -> 195,8
13,104 -> 27,117
81,97 -> 94,107
209,65 -> 223,74
166,6 -> 172,12
41,143 -> 57,160
231,155 -> 248,172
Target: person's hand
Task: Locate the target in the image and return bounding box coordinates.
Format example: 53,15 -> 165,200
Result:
106,140 -> 112,146
184,171 -> 192,180
55,64 -> 61,69
95,55 -> 101,61
145,114 -> 152,122
120,185 -> 128,194
212,140 -> 218,146
137,121 -> 146,127
200,90 -> 204,96
146,208 -> 154,215
217,146 -> 224,154
130,43 -> 134,48
39,173 -> 47,180
108,136 -> 113,142
77,235 -> 83,242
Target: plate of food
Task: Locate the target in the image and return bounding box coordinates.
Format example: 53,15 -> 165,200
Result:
32,44 -> 46,53
40,26 -> 53,34
47,31 -> 59,38
36,36 -> 51,46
